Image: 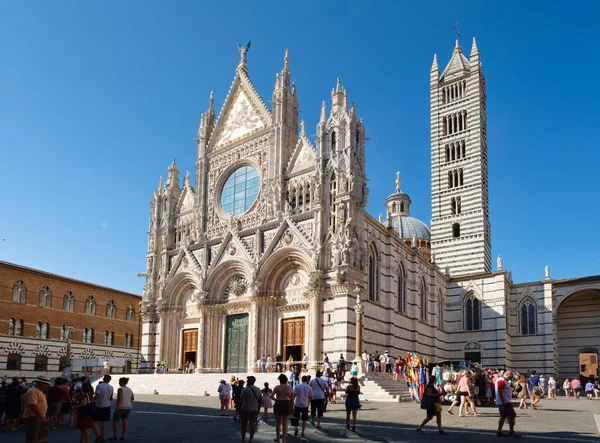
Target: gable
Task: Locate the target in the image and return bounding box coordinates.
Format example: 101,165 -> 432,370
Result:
287,138 -> 316,176
177,187 -> 195,214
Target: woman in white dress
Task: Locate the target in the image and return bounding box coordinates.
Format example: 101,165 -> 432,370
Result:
261,382 -> 273,420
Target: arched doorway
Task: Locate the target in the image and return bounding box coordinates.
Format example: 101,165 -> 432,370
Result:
557,289 -> 600,379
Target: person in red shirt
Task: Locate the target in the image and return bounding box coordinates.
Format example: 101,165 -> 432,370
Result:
495,370 -> 521,438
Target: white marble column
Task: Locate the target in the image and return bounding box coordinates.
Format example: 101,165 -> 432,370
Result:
250,299 -> 259,371
308,290 -> 323,371
197,308 -> 205,371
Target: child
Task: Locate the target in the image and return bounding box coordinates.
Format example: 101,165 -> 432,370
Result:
261,382 -> 273,420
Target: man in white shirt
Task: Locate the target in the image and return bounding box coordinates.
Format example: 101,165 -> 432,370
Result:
309,371 -> 329,427
361,351 -> 368,372
94,375 -> 114,441
495,370 -> 520,438
293,376 -> 312,438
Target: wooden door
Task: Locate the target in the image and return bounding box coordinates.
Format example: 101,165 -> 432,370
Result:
282,317 -> 305,359
182,329 -> 198,366
225,314 -> 249,372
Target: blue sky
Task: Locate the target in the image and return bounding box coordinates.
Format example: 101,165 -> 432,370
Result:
1,1 -> 599,294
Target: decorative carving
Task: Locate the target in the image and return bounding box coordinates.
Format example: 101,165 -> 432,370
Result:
124,352 -> 135,362
290,273 -> 300,286
225,276 -> 249,298
58,346 -> 75,359
102,350 -> 116,360
80,348 -> 96,359
4,342 -> 25,356
33,344 -> 52,357
228,244 -> 237,256
283,230 -> 293,245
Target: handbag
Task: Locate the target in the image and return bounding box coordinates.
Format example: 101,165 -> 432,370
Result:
78,395 -> 96,418
290,416 -> 299,427
420,394 -> 431,410
315,379 -> 328,412
434,403 -> 443,414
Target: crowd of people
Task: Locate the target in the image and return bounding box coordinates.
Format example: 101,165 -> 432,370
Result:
216,366 -> 362,443
0,373 -> 135,443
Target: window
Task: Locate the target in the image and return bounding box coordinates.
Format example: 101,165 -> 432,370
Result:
59,356 -> 70,371
9,318 -> 24,336
34,355 -> 48,372
125,305 -> 135,322
219,166 -> 260,216
464,292 -> 482,331
63,292 -> 75,312
420,279 -> 427,322
451,197 -> 462,215
36,322 -> 49,339
104,331 -> 114,345
520,298 -> 537,335
331,130 -> 337,151
12,281 -> 26,303
6,354 -> 21,370
452,223 -> 460,238
397,265 -> 406,313
329,173 -> 337,233
83,328 -> 94,344
438,291 -> 444,330
60,325 -> 72,341
448,168 -> 464,189
85,296 -> 96,315
368,246 -> 379,302
125,334 -> 134,348
106,300 -> 116,319
38,286 -> 52,308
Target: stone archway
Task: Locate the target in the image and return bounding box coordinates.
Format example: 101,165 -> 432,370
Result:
556,289 -> 600,379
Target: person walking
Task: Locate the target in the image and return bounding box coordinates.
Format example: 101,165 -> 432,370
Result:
261,383 -> 273,421
75,382 -> 99,443
4,376 -> 23,432
218,379 -> 232,416
308,371 -> 328,428
23,375 -> 51,443
585,380 -> 594,400
108,377 -> 134,441
527,371 -> 542,409
516,375 -> 529,409
275,353 -> 283,373
495,370 -> 521,438
457,371 -> 482,417
563,379 -> 571,397
271,374 -> 293,443
547,376 -> 557,400
344,377 -> 361,432
571,378 -> 581,399
416,375 -> 447,435
239,376 -> 261,443
292,376 -> 312,438
94,375 -> 114,442
232,379 -> 245,422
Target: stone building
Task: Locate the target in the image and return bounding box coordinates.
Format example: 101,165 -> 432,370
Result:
140,39 -> 600,379
0,261 -> 141,376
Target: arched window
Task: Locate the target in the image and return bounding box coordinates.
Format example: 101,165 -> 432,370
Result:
520,298 -> 537,335
8,318 -> 15,335
37,322 -> 49,339
60,325 -> 72,341
368,246 -> 379,302
85,296 -> 96,315
420,279 -> 427,322
16,319 -> 23,336
331,131 -> 337,151
464,291 -> 482,331
12,281 -> 26,303
106,300 -> 116,319
397,265 -> 406,313
38,286 -> 52,308
125,305 -> 135,322
63,292 -> 75,312
452,223 -> 460,238
7,354 -> 21,370
34,355 -> 48,372
438,290 -> 444,331
105,331 -> 114,345
125,334 -> 134,348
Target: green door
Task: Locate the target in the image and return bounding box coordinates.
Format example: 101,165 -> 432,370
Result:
225,314 -> 249,372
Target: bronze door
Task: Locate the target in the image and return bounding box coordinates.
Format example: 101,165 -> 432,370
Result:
225,314 -> 249,372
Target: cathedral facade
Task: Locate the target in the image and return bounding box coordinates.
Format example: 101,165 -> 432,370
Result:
139,39 -> 600,379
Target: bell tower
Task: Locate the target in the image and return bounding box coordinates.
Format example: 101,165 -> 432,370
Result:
430,37 -> 491,275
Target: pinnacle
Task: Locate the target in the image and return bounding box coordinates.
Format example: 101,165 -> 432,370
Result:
300,120 -> 306,137
336,77 -> 342,93
470,37 -> 479,57
209,90 -> 214,110
454,39 -> 462,53
284,48 -> 289,70
431,54 -> 439,71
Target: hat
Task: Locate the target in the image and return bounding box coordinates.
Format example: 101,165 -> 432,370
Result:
33,375 -> 51,385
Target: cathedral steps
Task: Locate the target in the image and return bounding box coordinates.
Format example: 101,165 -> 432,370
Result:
358,372 -> 413,402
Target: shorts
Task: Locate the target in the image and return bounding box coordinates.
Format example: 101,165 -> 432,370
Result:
113,409 -> 132,420
220,398 -> 231,406
498,403 -> 516,418
457,391 -> 468,397
240,410 -> 259,423
25,416 -> 50,441
47,402 -> 61,416
311,399 -> 325,417
94,406 -> 111,422
274,400 -> 293,416
294,406 -> 309,421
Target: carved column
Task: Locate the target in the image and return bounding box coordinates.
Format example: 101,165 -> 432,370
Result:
250,299 -> 259,371
353,286 -> 365,374
197,308 -> 205,372
308,290 -> 323,371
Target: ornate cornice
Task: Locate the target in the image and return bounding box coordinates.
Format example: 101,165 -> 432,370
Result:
277,303 -> 309,313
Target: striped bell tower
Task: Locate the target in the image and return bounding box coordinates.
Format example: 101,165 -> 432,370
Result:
430,37 -> 491,275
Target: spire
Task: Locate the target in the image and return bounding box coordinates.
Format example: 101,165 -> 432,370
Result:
158,176 -> 163,190
300,120 -> 306,137
431,54 -> 439,72
209,90 -> 214,110
320,101 -> 327,122
336,77 -> 342,93
395,171 -> 401,192
168,157 -> 177,172
454,39 -> 462,53
284,48 -> 289,70
184,170 -> 190,187
470,37 -> 479,62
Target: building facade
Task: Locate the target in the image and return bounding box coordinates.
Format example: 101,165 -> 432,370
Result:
140,39 -> 599,379
0,261 -> 141,377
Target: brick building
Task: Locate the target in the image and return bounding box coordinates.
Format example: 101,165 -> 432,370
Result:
0,260 -> 141,377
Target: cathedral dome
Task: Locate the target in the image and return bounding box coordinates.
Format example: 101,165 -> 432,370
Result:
385,215 -> 431,240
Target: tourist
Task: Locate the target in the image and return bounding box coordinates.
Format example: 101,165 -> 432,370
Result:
527,371 -> 542,409
230,376 -> 238,409
350,362 -> 359,378
188,361 -> 195,374
232,379 -> 244,422
563,379 -> 571,397
218,379 -> 232,416
302,353 -> 308,370
45,377 -> 64,429
393,357 -> 401,381
344,377 -> 361,432
287,355 -> 294,367
266,355 -> 273,373
292,366 -> 300,387
571,377 -> 581,399
585,380 -> 594,400
309,370 -> 328,428
292,375 -> 311,437
275,353 -> 283,373
593,380 -> 600,399
516,375 -> 529,409
261,382 -> 272,420
547,376 -> 557,400
260,355 -> 267,373
361,351 -> 368,373
271,373 -> 293,443
330,373 -> 337,403
239,376 -> 261,443
109,377 -> 134,441
23,375 -> 51,443
495,370 -> 520,437
539,374 -> 546,394
380,352 -> 387,373
94,374 -> 114,441
457,371 -> 481,417
75,382 -> 98,443
57,377 -> 72,426
4,376 -> 23,432
416,375 -> 446,435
